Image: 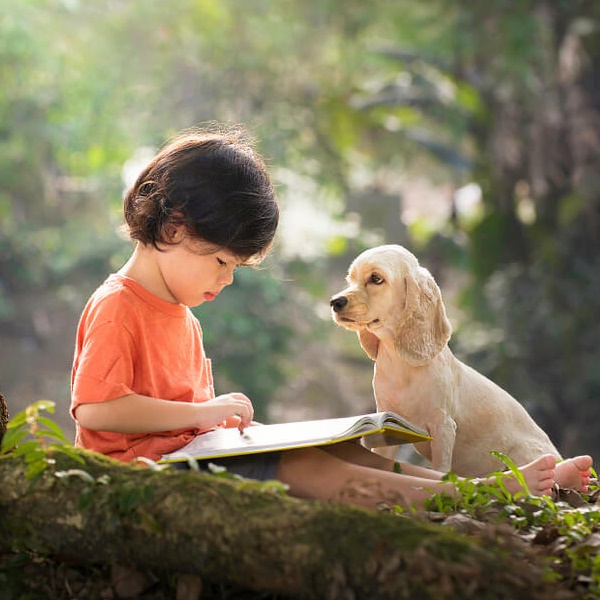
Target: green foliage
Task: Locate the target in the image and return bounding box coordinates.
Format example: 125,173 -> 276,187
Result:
0,400 -> 83,479
195,267 -> 294,419
420,452 -> 600,598
423,451 -> 531,515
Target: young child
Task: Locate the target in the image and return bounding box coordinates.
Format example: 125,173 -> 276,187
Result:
71,126 -> 593,512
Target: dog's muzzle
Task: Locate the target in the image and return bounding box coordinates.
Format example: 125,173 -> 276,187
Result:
330,296 -> 348,312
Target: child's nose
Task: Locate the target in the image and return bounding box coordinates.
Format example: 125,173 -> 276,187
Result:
218,268 -> 235,286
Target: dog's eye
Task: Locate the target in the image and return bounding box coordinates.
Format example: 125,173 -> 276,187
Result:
369,273 -> 385,285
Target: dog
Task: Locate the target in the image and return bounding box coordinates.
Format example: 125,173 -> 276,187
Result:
330,244 -> 561,477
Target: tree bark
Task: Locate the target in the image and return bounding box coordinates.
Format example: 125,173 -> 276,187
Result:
0,392 -> 8,444
0,450 -> 579,600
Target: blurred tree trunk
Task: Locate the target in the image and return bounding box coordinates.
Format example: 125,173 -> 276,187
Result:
0,393 -> 8,444
442,0 -> 600,456
457,1 -> 600,274
0,450 -> 577,600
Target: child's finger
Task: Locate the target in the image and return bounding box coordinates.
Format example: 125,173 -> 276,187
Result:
222,414 -> 242,429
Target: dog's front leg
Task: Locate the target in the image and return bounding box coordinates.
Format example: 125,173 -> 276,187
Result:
429,408 -> 457,473
372,445 -> 399,461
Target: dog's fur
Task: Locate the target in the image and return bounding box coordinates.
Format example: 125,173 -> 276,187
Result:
330,244 -> 561,477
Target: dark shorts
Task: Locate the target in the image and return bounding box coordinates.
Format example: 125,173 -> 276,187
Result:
170,451 -> 282,482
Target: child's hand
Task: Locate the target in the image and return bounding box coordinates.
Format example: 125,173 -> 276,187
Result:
200,393 -> 254,432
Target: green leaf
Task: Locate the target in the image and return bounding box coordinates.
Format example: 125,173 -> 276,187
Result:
31,400 -> 56,413
26,458 -> 49,479
29,400 -> 56,414
6,411 -> 27,429
491,450 -> 530,496
12,440 -> 41,458
0,428 -> 29,453
51,445 -> 85,464
37,430 -> 69,444
23,448 -> 47,464
36,417 -> 69,444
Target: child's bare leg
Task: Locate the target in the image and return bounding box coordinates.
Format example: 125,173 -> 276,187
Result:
555,455 -> 593,492
278,447 -> 400,509
322,442 -> 446,480
276,448 -> 592,511
321,441 -> 395,470
278,447 -> 466,510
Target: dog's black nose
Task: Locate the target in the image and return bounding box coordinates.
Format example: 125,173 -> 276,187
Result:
330,296 -> 348,312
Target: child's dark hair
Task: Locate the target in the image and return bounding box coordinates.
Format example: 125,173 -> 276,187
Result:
123,125 -> 278,263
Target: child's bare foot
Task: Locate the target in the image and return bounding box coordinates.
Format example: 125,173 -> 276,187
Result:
479,455 -> 557,496
493,454 -> 594,497
555,455 -> 593,493
506,454 -> 557,496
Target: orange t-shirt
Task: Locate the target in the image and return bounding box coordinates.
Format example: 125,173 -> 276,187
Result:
71,274 -> 215,463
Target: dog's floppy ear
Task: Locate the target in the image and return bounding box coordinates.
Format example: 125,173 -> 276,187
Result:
395,266 -> 452,366
358,330 -> 379,361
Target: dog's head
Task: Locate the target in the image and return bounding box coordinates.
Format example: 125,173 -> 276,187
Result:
330,245 -> 452,365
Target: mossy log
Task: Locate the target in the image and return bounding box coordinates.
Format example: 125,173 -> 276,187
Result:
0,449 -> 577,600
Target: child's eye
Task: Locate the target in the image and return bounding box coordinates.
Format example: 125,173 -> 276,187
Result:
216,257 -> 227,267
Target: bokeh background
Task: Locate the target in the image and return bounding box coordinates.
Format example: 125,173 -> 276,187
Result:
2,0 -> 600,460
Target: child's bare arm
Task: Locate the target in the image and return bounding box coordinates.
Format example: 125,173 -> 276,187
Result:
74,393 -> 254,434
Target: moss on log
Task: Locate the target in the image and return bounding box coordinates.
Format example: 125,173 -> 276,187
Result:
0,449 -> 579,600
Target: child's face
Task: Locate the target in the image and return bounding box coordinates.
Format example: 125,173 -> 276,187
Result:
156,237 -> 241,307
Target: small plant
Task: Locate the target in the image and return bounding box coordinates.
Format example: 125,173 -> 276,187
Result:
0,400 -> 83,478
419,451 -> 600,598
421,452 -> 527,515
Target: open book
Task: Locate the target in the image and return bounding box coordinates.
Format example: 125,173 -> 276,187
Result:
159,411 -> 431,463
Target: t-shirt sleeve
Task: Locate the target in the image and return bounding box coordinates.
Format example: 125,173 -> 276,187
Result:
71,319 -> 137,415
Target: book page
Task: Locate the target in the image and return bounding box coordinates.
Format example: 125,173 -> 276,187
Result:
162,415 -> 374,461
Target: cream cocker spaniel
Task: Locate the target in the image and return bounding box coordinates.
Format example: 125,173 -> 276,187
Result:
330,244 -> 561,477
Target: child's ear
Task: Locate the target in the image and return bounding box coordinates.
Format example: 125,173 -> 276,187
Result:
163,223 -> 185,243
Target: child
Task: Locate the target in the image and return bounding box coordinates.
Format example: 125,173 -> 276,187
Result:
71,125 -> 593,512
